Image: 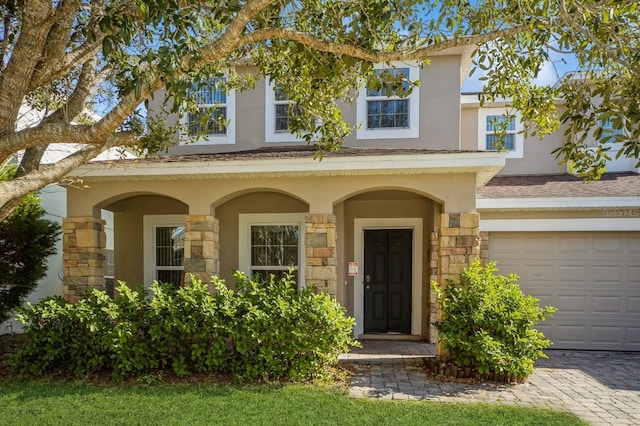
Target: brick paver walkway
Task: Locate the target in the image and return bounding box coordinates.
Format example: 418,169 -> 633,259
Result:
341,342 -> 640,426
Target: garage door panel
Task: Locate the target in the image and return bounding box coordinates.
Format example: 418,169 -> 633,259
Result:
524,238 -> 555,253
591,296 -> 623,313
491,238 -> 523,255
489,232 -> 640,351
592,236 -> 625,253
556,295 -> 588,313
629,236 -> 640,252
531,294 -> 554,308
559,237 -> 589,254
556,266 -> 588,283
554,325 -> 587,345
628,328 -> 640,348
592,265 -> 625,282
519,265 -> 553,282
591,326 -> 623,345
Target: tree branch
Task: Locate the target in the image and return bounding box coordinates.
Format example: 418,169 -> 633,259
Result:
0,144 -> 102,220
558,1 -> 638,73
186,0 -> 280,69
46,57 -> 99,125
234,25 -> 531,63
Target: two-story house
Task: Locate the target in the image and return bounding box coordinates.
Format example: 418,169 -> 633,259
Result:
64,46 -> 640,351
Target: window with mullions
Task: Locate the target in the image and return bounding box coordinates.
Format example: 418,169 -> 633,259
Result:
366,68 -> 410,130
188,78 -> 228,136
477,108 -> 523,158
356,62 -> 419,139
154,225 -> 185,286
250,224 -> 299,282
485,115 -> 516,151
265,81 -> 306,143
273,86 -> 302,133
599,116 -> 625,143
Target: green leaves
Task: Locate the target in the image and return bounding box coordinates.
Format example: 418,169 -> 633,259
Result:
432,260 -> 555,379
12,271 -> 358,382
0,167 -> 61,323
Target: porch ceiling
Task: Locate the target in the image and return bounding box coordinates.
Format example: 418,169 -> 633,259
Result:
71,147 -> 505,190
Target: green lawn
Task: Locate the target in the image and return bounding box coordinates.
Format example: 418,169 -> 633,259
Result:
0,381 -> 586,426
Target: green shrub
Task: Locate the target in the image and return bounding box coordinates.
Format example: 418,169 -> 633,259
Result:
432,260 -> 555,379
228,271 -> 357,381
13,272 -> 357,381
0,166 -> 61,323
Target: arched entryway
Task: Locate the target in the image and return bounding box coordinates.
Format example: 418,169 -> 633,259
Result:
335,189 -> 441,340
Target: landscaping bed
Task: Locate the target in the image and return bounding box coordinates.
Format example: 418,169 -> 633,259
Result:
423,357 -> 527,383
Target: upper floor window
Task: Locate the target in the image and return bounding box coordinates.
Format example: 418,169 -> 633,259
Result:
478,108 -> 523,158
599,116 -> 625,143
357,62 -> 420,140
265,81 -> 304,143
181,77 -> 235,145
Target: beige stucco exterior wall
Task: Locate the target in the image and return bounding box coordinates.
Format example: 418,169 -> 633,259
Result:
67,172 -> 478,218
67,170 -> 477,307
342,55 -> 462,150
462,103 -> 581,175
460,108 -> 478,151
106,195 -> 188,286
152,56 -> 464,155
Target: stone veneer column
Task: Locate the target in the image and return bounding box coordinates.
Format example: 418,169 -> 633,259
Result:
479,231 -> 489,265
305,214 -> 337,298
428,231 -> 440,343
63,217 -> 106,303
433,212 -> 481,353
183,215 -> 219,285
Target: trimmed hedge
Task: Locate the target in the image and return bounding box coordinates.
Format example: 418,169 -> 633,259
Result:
12,272 -> 357,382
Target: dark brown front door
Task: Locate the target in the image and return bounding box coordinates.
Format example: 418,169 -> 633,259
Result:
363,229 -> 412,334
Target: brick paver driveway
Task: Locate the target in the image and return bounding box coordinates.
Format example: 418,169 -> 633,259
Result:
347,350 -> 640,426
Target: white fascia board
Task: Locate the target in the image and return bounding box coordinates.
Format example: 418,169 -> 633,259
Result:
481,217 -> 640,232
477,196 -> 640,210
70,151 -> 506,180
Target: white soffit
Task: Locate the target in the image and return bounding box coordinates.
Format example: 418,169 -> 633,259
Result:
477,196 -> 640,211
481,218 -> 640,232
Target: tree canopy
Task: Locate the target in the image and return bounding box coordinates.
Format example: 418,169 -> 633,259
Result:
1,0 -> 639,219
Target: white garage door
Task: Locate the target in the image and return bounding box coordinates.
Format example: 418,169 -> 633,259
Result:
489,232 -> 640,351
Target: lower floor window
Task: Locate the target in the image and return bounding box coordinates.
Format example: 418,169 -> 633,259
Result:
154,225 -> 185,286
250,224 -> 299,281
239,213 -> 305,286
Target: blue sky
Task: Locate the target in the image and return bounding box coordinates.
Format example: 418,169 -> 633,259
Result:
462,47 -> 580,93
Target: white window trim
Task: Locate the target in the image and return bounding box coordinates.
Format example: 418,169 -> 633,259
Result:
352,218 -> 423,338
179,79 -> 236,146
356,61 -> 420,140
265,81 -> 305,143
477,107 -> 524,158
238,213 -> 306,288
143,214 -> 186,286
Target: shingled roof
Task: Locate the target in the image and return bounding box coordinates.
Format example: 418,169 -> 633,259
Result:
92,146 -> 482,164
478,172 -> 640,199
